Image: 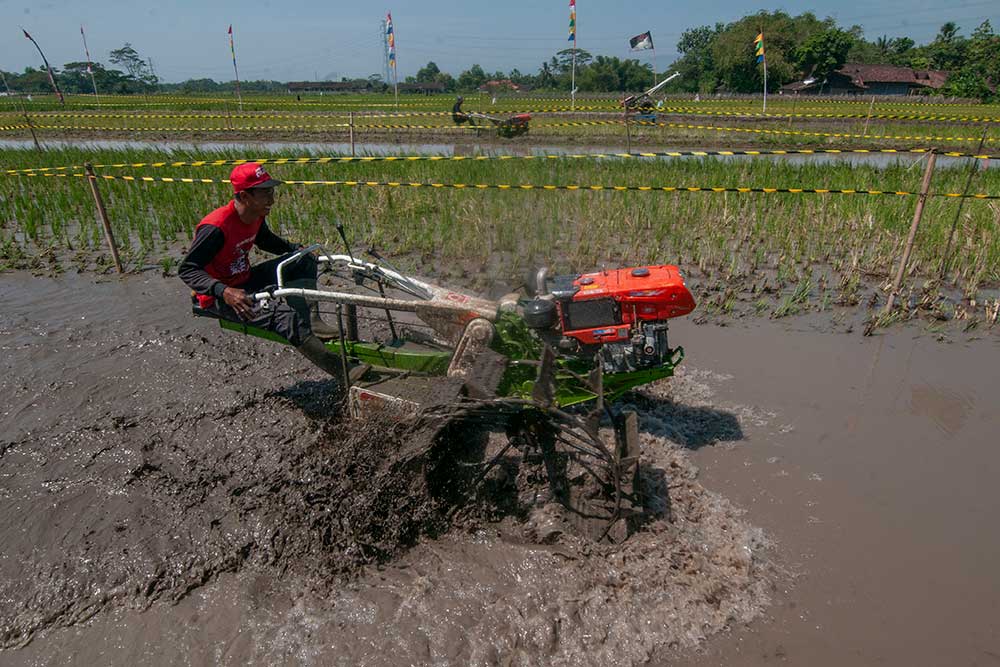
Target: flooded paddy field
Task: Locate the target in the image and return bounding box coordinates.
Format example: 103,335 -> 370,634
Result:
1,272 -> 997,665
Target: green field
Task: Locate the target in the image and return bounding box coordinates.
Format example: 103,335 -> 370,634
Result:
3,142 -> 998,329
3,93 -> 1000,152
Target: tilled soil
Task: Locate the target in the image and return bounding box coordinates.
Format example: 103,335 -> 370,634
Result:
0,272 -> 776,665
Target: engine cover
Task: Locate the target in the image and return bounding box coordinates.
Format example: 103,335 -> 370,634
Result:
548,265 -> 696,373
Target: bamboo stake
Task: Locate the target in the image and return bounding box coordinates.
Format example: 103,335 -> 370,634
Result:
349,111 -> 355,157
938,125 -> 989,280
19,97 -> 41,152
623,89 -> 631,154
883,150 -> 936,315
85,163 -> 123,274
862,95 -> 875,138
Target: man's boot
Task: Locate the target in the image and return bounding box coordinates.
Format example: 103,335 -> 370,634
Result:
308,301 -> 340,340
286,279 -> 339,340
295,335 -> 371,384
295,335 -> 346,381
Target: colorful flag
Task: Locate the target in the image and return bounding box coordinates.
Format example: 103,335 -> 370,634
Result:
568,0 -> 576,42
754,32 -> 765,64
629,31 -> 653,51
386,13 -> 396,68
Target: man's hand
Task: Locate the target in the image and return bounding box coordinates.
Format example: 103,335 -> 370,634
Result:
222,286 -> 255,320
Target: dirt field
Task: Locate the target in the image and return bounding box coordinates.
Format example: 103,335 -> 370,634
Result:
1,272 -> 998,665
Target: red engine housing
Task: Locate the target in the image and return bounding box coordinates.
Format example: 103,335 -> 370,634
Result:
556,265 -> 695,345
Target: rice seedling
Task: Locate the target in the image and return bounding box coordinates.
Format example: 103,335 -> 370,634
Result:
2,141 -> 998,325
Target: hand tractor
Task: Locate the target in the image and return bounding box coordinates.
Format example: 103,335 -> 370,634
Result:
197,232 -> 696,541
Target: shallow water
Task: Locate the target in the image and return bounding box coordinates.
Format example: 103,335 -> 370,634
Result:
0,138 -> 980,168
1,273 -> 997,665
0,273 -> 773,666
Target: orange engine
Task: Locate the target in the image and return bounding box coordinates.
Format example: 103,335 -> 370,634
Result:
522,265 -> 696,373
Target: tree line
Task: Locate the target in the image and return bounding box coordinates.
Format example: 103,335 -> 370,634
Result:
2,16 -> 997,100
669,12 -> 998,100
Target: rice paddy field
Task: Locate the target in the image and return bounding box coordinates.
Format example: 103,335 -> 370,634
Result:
0,132 -> 1000,325
2,92 -> 1000,151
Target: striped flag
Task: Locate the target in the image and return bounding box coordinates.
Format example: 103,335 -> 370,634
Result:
386,13 -> 396,68
568,0 -> 576,42
754,32 -> 765,64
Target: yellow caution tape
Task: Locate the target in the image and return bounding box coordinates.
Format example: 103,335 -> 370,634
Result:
635,119 -> 1000,144
4,147 -> 993,176
2,116 -> 996,145
10,170 -> 997,199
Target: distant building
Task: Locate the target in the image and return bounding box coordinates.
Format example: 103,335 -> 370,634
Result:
479,79 -> 520,93
287,81 -> 370,93
397,82 -> 446,94
780,63 -> 949,96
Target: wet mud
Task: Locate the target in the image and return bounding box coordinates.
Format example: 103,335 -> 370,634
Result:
0,273 -> 776,665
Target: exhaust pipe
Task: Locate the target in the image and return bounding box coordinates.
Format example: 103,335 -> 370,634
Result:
535,267 -> 549,297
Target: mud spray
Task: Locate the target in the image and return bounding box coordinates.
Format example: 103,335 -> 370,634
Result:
0,275 -> 776,665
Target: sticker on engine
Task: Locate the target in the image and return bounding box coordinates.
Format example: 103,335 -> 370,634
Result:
444,292 -> 471,303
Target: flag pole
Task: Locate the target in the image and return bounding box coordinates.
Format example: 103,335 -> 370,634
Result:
571,0 -> 577,111
571,46 -> 576,111
387,13 -> 398,110
652,44 -> 657,88
21,28 -> 64,105
80,26 -> 100,106
228,25 -> 243,112
763,57 -> 767,113
761,29 -> 767,113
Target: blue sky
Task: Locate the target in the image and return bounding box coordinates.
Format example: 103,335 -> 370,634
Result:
2,0 -> 998,82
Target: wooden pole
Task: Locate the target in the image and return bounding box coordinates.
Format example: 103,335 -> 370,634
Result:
862,95 -> 875,138
624,91 -> 632,154
18,97 -> 42,152
84,163 -> 123,274
938,126 -> 989,280
349,111 -> 355,157
883,150 -> 936,315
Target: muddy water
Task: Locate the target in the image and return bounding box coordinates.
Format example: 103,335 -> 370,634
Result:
1,273 -> 772,666
671,322 -> 1000,665
1,273 -> 997,665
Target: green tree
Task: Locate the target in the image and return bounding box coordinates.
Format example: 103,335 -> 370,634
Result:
576,55 -> 651,92
536,61 -> 556,89
553,48 -> 592,74
456,64 -> 486,91
710,11 -> 829,93
672,24 -> 723,92
926,22 -> 967,69
415,61 -> 440,83
109,43 -> 158,88
943,20 -> 999,100
58,61 -> 96,93
793,28 -> 854,81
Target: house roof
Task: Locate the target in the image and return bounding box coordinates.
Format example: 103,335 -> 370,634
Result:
479,79 -> 520,91
780,63 -> 950,92
838,63 -> 949,89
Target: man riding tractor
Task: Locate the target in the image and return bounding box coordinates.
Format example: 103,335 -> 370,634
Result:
179,163 -> 352,383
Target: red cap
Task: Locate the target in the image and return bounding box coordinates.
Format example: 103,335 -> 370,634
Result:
230,162 -> 282,194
